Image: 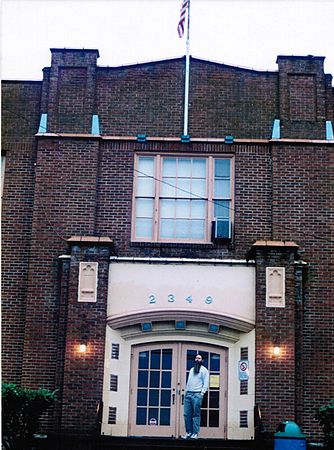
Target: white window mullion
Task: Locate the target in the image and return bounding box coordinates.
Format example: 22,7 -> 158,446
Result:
154,155 -> 161,242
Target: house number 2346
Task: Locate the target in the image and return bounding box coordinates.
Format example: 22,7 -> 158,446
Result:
148,294 -> 213,305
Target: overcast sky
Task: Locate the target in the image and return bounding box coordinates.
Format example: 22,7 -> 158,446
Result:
1,0 -> 334,81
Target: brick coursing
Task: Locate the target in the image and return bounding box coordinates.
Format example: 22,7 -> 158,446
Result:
1,48 -> 333,439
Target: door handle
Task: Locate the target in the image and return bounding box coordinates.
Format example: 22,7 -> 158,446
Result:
181,394 -> 184,405
172,393 -> 175,405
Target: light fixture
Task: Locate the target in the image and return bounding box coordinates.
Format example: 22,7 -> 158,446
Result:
273,346 -> 281,356
79,343 -> 87,353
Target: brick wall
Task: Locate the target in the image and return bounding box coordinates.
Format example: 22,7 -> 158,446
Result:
1,81 -> 41,383
1,48 -> 333,438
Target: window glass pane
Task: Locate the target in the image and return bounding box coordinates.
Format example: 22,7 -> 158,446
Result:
193,159 -> 206,177
177,178 -> 191,198
138,370 -> 148,387
191,220 -> 205,239
162,158 -> 176,176
138,157 -> 154,177
192,200 -> 206,218
160,408 -> 170,426
149,371 -> 160,388
137,389 -> 148,406
161,371 -> 171,388
214,179 -> 230,198
161,199 -> 175,218
149,389 -> 159,406
192,179 -> 206,198
162,349 -> 172,370
139,351 -> 149,369
135,218 -> 153,238
136,198 -> 153,218
137,177 -> 154,197
160,219 -> 174,238
150,350 -> 161,369
176,199 -> 190,218
175,219 -> 190,238
214,201 -> 230,219
215,159 -> 230,178
161,177 -> 176,197
178,158 -> 191,177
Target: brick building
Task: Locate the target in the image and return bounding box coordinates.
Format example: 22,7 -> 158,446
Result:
1,48 -> 333,441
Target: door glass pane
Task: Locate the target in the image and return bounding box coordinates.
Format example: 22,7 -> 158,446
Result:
160,390 -> 171,407
149,371 -> 160,388
150,350 -> 161,369
148,408 -> 159,423
137,389 -> 148,406
201,409 -> 208,427
149,389 -> 159,406
210,353 -> 220,372
209,391 -> 220,408
138,370 -> 148,387
136,408 -> 147,425
162,349 -> 172,370
139,351 -> 149,369
209,410 -> 219,427
160,408 -> 171,426
161,371 -> 171,388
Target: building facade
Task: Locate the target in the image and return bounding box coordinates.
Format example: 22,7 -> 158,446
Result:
1,48 -> 333,441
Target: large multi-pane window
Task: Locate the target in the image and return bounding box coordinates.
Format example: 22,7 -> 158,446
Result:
132,154 -> 233,243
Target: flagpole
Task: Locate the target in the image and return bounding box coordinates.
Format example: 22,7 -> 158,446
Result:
183,0 -> 190,136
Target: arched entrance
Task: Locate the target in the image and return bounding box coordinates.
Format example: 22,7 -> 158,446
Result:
128,342 -> 227,438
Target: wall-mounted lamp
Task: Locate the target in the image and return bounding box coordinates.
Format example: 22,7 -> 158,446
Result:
79,343 -> 87,353
273,346 -> 281,356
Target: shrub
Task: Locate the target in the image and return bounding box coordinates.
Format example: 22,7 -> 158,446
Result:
2,383 -> 57,450
315,400 -> 334,449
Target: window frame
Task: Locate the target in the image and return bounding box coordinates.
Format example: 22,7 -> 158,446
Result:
131,153 -> 234,244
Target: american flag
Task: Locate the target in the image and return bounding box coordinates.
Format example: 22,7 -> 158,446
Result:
177,0 -> 189,38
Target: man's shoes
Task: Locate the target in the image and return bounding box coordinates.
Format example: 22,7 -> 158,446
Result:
190,434 -> 198,439
181,433 -> 192,439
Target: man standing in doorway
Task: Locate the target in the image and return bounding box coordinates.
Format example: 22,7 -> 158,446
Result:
182,354 -> 209,439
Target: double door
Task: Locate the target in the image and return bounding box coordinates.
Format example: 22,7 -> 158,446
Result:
129,342 -> 227,438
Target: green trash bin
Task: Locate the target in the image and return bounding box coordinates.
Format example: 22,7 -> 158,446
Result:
274,421 -> 307,450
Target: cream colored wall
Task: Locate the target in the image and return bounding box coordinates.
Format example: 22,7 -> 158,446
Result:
101,327 -> 255,439
108,263 -> 255,325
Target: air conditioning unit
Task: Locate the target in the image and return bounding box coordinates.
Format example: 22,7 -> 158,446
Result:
213,219 -> 232,240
